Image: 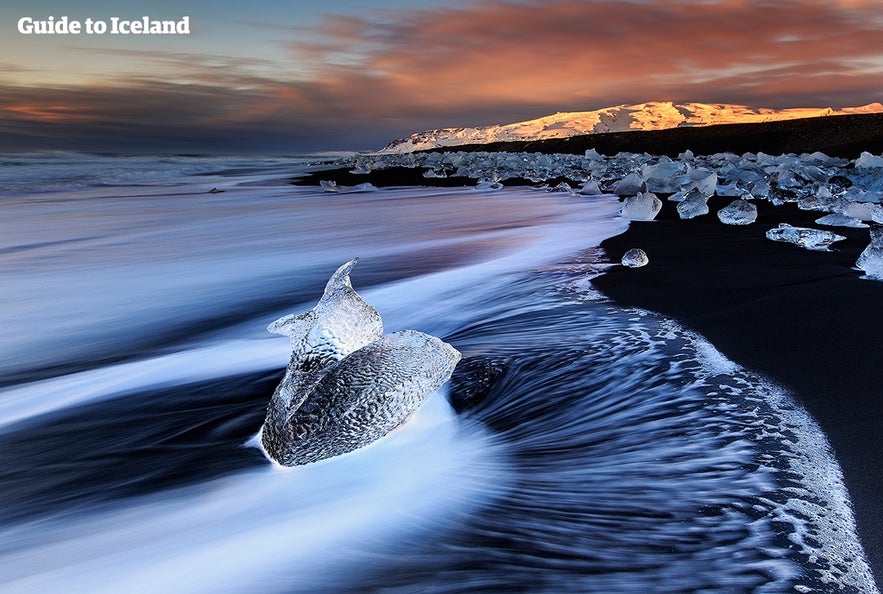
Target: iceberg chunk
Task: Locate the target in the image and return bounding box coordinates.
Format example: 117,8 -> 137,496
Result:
676,188 -> 710,219
621,191 -> 662,221
621,248 -> 649,268
765,224 -> 846,251
262,259 -> 461,466
613,172 -> 646,196
320,180 -> 377,193
578,180 -> 604,196
717,199 -> 757,225
856,225 -> 883,280
815,214 -> 868,228
855,151 -> 883,169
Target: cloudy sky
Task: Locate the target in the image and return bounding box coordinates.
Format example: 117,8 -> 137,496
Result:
2,0 -> 882,153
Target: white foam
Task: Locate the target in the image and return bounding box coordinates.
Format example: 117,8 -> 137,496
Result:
0,392 -> 509,593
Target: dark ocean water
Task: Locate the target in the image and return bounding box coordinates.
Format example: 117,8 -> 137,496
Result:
0,155 -> 876,593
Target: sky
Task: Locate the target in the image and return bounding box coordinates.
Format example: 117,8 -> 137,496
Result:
1,0 -> 882,153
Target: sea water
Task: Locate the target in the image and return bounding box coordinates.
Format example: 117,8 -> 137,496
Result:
0,155 -> 876,592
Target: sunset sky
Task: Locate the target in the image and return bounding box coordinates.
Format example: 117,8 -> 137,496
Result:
2,0 -> 882,153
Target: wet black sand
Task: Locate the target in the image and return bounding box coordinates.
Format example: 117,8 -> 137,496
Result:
592,199 -> 883,584
293,115 -> 883,584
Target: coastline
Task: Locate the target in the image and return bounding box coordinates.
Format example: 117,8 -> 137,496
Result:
592,198 -> 883,585
292,129 -> 883,585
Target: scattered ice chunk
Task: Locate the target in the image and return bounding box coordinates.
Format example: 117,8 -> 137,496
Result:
676,188 -> 710,219
621,248 -> 649,268
765,223 -> 846,251
551,181 -> 573,193
476,180 -> 503,190
642,158 -> 683,192
815,214 -> 868,228
422,168 -> 448,178
855,151 -> 883,168
319,180 -> 377,193
717,199 -> 757,225
689,170 -> 718,197
613,172 -> 646,196
856,225 -> 883,280
836,201 -> 883,223
621,191 -> 662,221
678,149 -> 695,162
578,180 -> 604,196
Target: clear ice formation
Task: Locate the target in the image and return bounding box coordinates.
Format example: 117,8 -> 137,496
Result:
677,188 -> 710,219
717,199 -> 758,225
261,259 -> 461,466
765,224 -> 846,251
334,148 -> 883,275
613,172 -> 646,196
856,225 -> 883,280
622,248 -> 649,268
621,191 -> 662,221
815,214 -> 868,228
319,180 -> 378,193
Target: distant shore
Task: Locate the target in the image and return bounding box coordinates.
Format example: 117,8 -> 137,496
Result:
294,118 -> 883,585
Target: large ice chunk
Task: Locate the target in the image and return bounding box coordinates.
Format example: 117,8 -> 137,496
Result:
717,199 -> 757,225
320,180 -> 378,193
613,172 -> 646,196
815,214 -> 868,228
262,259 -> 461,466
855,151 -> 883,169
676,188 -> 710,219
621,191 -> 662,221
765,224 -> 846,251
856,225 -> 883,280
621,248 -> 649,268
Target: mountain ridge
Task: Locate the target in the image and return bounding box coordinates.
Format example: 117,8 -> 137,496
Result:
380,101 -> 883,153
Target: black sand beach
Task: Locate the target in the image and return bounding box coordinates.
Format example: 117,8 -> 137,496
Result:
592,199 -> 883,582
296,115 -> 883,584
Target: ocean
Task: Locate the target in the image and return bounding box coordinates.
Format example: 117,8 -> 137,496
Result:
0,153 -> 876,593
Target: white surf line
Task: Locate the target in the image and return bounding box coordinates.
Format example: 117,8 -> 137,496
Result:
0,338 -> 288,432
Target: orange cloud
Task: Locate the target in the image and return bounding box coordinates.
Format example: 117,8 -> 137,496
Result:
1,0 -> 881,151
291,0 -> 883,112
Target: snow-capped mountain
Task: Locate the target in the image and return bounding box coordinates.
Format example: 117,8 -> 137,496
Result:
380,101 -> 883,153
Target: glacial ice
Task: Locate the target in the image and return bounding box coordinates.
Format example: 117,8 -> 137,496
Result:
677,189 -> 710,219
323,148 -> 883,281
621,248 -> 649,268
717,199 -> 757,225
613,172 -> 645,196
765,224 -> 846,251
262,259 -> 460,466
578,180 -> 604,196
815,214 -> 868,228
856,225 -> 883,280
621,191 -> 662,221
320,180 -> 378,193
855,151 -> 883,169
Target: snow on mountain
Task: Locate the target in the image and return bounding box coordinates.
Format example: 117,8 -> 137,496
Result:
380,101 -> 883,153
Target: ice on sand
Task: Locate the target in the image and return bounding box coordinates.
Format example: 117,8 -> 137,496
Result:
613,172 -> 645,196
677,189 -> 710,219
856,225 -> 883,280
815,214 -> 868,228
621,191 -> 662,221
320,180 -> 378,193
765,224 -> 846,251
621,248 -> 649,268
717,199 -> 757,225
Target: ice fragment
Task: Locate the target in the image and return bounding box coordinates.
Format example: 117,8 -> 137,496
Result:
621,248 -> 649,268
717,199 -> 757,225
621,191 -> 662,221
765,224 -> 846,251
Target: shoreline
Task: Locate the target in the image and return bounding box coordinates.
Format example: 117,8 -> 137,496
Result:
293,153 -> 883,586
592,198 -> 883,585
